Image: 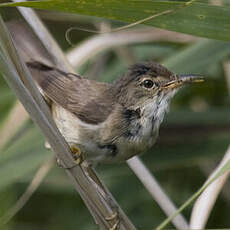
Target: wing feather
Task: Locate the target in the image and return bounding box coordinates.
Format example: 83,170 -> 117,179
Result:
27,61 -> 115,124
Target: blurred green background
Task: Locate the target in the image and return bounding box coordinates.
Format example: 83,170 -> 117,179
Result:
1,2 -> 230,229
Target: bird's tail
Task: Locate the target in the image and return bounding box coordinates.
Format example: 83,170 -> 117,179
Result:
7,20 -> 53,66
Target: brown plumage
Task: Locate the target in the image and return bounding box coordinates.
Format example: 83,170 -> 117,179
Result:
26,60 -> 173,125
8,21 -> 203,164
27,61 -> 115,125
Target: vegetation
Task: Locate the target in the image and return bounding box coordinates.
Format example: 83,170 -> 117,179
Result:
0,1 -> 230,229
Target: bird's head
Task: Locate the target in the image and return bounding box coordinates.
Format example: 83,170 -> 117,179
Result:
114,61 -> 203,127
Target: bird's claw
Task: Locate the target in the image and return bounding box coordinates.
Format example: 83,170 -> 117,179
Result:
71,144 -> 84,164
55,145 -> 83,168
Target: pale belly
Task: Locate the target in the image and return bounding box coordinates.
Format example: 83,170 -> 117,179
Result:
51,104 -> 159,164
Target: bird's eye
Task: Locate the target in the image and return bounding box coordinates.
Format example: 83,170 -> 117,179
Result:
142,79 -> 154,88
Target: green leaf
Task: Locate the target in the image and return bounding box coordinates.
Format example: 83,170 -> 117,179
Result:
98,39 -> 230,83
1,1 -> 230,41
156,157 -> 230,230
163,39 -> 230,75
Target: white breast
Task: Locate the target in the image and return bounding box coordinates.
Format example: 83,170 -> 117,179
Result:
52,104 -> 109,162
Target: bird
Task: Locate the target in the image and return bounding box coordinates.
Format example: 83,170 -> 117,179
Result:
26,60 -> 203,165
6,21 -> 203,165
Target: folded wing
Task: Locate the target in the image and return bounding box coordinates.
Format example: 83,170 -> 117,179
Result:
27,61 -> 115,125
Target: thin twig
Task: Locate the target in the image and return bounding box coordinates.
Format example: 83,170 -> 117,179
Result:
190,146 -> 230,229
0,157 -> 54,225
110,10 -> 174,33
65,9 -> 174,41
65,0 -> 200,44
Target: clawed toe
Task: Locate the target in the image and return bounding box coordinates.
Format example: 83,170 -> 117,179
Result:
71,144 -> 84,164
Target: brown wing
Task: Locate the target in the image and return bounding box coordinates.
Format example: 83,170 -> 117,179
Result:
27,61 -> 115,125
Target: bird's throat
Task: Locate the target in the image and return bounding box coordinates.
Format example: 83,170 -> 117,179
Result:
129,90 -> 177,143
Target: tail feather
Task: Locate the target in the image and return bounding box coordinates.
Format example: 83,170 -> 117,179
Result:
7,20 -> 53,65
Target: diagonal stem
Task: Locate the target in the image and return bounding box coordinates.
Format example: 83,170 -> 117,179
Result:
1,10 -> 135,230
127,157 -> 189,230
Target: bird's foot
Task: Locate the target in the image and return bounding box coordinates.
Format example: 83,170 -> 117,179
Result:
45,141 -> 83,167
55,144 -> 83,168
105,210 -> 120,230
70,144 -> 84,164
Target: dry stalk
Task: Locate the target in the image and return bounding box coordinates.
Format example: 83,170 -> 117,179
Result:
66,28 -> 199,68
65,20 -> 195,228
1,4 -> 199,229
0,15 -> 196,230
111,46 -> 189,229
190,146 -> 230,229
1,10 -> 135,230
127,157 -> 189,230
190,58 -> 230,229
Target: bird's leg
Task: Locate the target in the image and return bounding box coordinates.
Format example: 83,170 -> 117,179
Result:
44,141 -> 84,166
70,144 -> 84,164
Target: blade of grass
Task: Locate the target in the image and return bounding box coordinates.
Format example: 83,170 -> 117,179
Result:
155,151 -> 230,230
189,146 -> 230,229
127,156 -> 189,230
163,39 -> 230,75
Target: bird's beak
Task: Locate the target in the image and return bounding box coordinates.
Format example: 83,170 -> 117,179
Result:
162,74 -> 204,89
